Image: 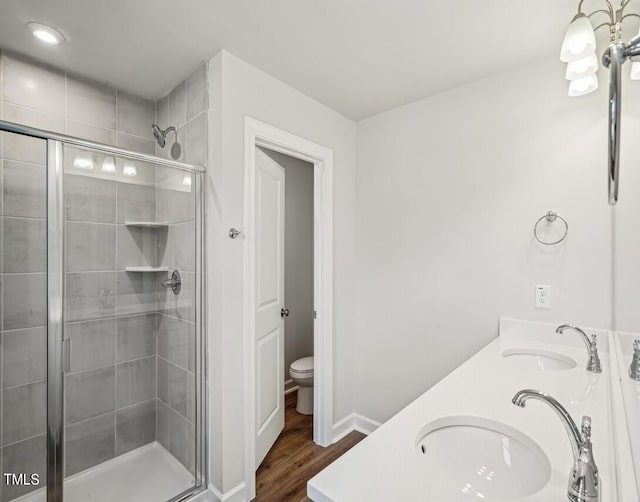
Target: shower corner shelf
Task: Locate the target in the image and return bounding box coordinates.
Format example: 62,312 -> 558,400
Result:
124,221 -> 169,229
125,266 -> 170,272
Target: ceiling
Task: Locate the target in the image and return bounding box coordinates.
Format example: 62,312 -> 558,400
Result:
0,0 -> 577,120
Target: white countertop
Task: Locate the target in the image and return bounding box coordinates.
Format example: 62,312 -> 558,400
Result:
308,318 -> 618,501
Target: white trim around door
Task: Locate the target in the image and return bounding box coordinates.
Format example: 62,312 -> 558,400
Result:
243,117 -> 334,500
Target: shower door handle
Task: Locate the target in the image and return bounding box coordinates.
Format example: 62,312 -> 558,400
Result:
62,339 -> 72,374
281,308 -> 290,318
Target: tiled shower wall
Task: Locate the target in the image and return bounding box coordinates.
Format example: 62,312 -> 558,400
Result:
154,63 -> 208,475
0,48 -> 206,500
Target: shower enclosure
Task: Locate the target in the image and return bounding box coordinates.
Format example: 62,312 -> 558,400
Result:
0,120 -> 206,502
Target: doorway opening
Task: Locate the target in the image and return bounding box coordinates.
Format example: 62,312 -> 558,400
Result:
243,118 -> 334,500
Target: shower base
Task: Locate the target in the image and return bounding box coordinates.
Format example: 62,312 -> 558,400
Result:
15,442 -> 194,502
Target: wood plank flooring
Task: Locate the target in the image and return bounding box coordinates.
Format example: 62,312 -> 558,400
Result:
255,392 -> 365,501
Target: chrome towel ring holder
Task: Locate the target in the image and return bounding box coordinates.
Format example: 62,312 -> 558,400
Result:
534,211 -> 568,245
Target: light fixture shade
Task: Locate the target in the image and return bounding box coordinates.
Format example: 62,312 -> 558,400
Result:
568,74 -> 598,97
631,62 -> 640,80
565,52 -> 598,80
560,15 -> 596,63
26,22 -> 66,45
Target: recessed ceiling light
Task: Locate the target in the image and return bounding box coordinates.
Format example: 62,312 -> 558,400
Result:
26,22 -> 66,45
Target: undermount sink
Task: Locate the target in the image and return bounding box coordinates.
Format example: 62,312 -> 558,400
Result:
416,416 -> 550,500
502,348 -> 577,371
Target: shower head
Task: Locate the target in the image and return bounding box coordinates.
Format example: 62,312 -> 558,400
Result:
152,124 -> 169,148
151,124 -> 181,159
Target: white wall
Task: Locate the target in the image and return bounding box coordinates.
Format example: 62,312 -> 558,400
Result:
257,148 -> 315,380
206,50 -> 357,495
354,57 -> 617,423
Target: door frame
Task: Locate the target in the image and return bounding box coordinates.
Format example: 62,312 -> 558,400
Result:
243,117 -> 334,498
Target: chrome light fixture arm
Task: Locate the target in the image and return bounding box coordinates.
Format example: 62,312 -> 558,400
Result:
564,0 -> 640,205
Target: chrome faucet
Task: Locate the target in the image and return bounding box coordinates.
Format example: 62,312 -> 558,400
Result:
556,325 -> 602,373
512,390 -> 600,502
629,340 -> 640,381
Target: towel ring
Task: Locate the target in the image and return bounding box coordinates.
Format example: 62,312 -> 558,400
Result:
534,211 -> 568,246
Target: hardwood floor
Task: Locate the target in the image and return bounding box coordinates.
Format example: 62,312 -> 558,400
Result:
255,392 -> 365,501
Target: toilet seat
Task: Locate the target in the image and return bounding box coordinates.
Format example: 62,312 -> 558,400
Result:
290,356 -> 313,377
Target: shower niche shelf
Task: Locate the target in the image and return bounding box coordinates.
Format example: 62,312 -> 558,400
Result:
125,266 -> 170,273
125,221 -> 169,229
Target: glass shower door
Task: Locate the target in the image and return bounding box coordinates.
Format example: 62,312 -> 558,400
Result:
61,145 -> 200,501
0,131 -> 49,501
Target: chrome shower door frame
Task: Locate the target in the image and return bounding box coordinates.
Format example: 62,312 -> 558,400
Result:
47,139 -> 65,502
0,119 -> 208,502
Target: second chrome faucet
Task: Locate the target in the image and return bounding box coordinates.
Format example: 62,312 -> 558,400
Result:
556,324 -> 602,373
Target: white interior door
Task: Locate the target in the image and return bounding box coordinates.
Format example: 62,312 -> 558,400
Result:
254,147 -> 286,467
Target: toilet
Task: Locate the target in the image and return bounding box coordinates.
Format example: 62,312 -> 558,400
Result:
289,356 -> 314,415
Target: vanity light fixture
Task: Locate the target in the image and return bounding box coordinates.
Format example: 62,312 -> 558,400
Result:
73,154 -> 94,170
561,0 -> 640,204
26,22 -> 66,45
122,164 -> 137,177
101,157 -> 116,173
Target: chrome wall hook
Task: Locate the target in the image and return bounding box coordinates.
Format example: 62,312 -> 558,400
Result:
229,228 -> 242,239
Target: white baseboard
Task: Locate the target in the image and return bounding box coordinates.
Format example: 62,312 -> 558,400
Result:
284,378 -> 298,395
208,481 -> 246,502
331,413 -> 381,443
353,414 -> 381,435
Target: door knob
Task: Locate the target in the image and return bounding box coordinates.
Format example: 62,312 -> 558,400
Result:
281,308 -> 290,318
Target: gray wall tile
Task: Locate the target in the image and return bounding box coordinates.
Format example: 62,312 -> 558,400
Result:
65,412 -> 115,476
3,217 -> 46,273
157,314 -> 188,368
168,82 -> 186,127
66,222 -> 115,272
156,398 -> 170,450
116,133 -> 155,155
65,271 -> 115,322
185,112 -> 207,167
169,408 -> 194,474
65,366 -> 115,424
116,92 -> 155,138
171,222 -> 195,271
3,273 -> 46,330
3,105 -> 62,164
186,64 -> 208,121
3,327 -> 46,387
2,434 -> 46,500
156,167 -> 195,224
116,271 -> 159,316
157,356 -> 169,404
3,160 -> 46,218
115,399 -> 156,455
66,76 -> 116,130
116,356 -> 155,408
65,318 -> 115,373
66,120 -> 116,146
65,174 -> 116,223
3,53 -> 65,115
2,381 -> 46,445
116,182 -> 156,223
168,363 -> 188,416
117,314 -> 156,362
116,226 -> 157,270
156,95 -> 169,129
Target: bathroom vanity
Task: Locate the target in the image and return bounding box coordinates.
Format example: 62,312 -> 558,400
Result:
308,319 -> 639,501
